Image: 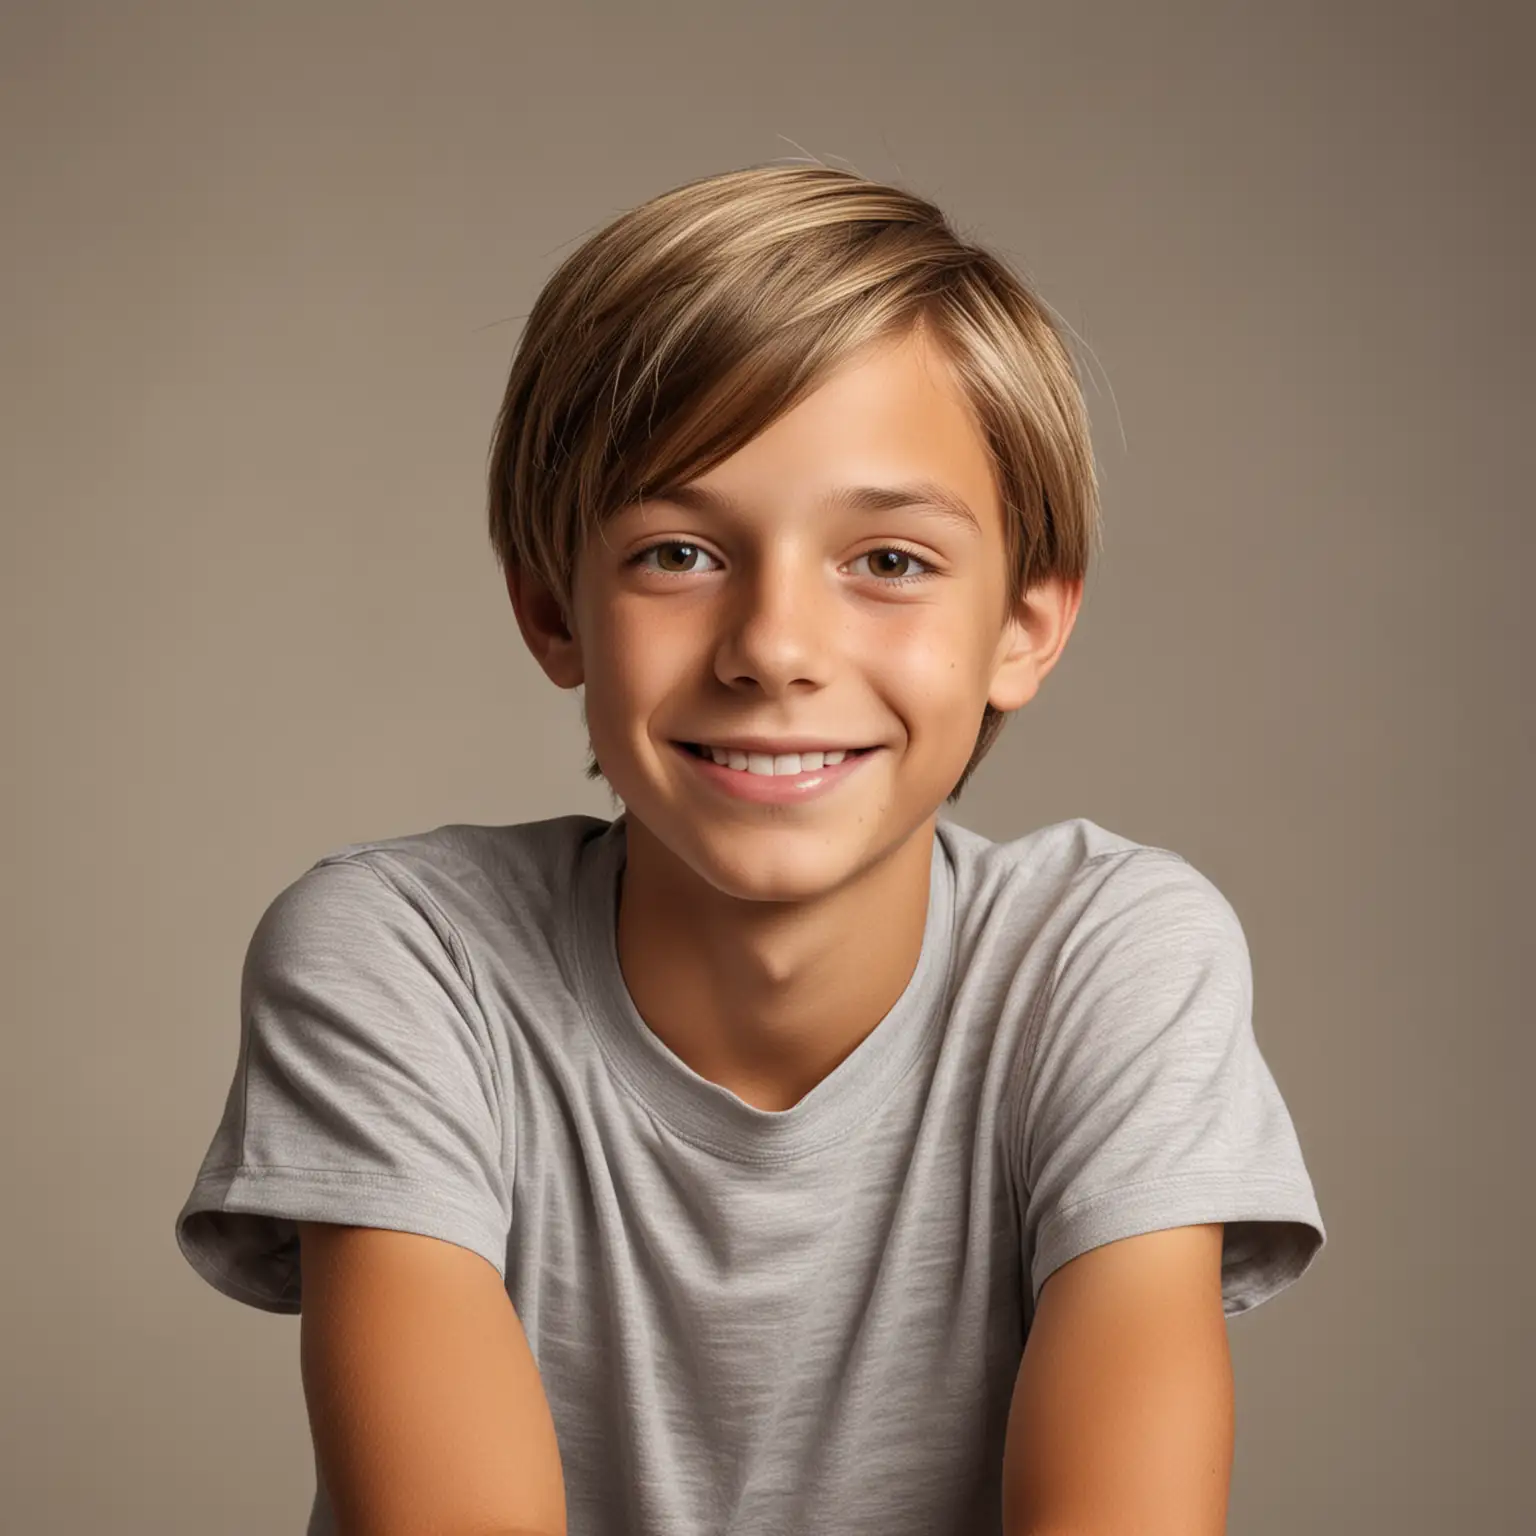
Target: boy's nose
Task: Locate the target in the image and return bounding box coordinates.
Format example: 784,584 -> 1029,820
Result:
711,565 -> 838,695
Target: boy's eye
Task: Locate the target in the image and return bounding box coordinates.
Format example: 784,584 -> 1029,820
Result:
852,548 -> 931,582
635,542 -> 717,575
629,542 -> 935,583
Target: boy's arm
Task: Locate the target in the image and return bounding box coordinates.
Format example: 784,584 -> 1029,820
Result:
297,1222 -> 568,1536
1001,1223 -> 1233,1536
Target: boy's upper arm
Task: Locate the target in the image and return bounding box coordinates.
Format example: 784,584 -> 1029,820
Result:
296,1222 -> 567,1536
1001,1223 -> 1233,1536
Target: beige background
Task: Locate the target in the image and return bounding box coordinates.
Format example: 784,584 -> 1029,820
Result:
3,2 -> 1530,1531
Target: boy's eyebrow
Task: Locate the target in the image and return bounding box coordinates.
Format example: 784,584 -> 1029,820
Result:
642,479 -> 983,537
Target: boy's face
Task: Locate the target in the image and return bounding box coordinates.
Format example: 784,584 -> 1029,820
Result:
511,323 -> 1081,905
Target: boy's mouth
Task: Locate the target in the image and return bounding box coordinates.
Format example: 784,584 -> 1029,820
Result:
676,741 -> 877,775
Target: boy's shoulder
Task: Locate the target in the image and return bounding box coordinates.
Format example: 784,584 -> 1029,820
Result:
311,811 -> 612,882
938,812 -> 1239,959
292,812 -> 617,939
939,811 -> 1199,898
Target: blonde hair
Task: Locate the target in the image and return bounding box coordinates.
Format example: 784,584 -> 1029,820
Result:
487,163 -> 1101,801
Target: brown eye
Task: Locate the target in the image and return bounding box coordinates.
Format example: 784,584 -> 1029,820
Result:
853,547 -> 934,583
654,543 -> 698,573
631,542 -> 720,577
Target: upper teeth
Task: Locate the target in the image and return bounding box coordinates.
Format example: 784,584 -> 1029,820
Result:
700,746 -> 850,775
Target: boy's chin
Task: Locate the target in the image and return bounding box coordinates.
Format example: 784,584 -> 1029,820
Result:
678,842 -> 882,906
628,798 -> 936,905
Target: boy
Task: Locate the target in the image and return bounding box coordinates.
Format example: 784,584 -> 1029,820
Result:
176,163 -> 1324,1536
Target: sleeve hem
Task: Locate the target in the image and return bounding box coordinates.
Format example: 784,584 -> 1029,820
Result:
1031,1168 -> 1326,1317
175,1164 -> 511,1315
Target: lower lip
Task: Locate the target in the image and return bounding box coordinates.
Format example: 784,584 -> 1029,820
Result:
673,743 -> 880,804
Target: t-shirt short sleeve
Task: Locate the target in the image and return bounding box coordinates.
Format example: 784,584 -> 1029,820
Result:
1012,850 -> 1325,1317
174,854 -> 513,1313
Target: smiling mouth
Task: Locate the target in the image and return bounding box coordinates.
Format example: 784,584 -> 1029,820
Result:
677,742 -> 877,774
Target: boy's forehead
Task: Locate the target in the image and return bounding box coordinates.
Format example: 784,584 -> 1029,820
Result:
625,476 -> 986,542
624,333 -> 1001,533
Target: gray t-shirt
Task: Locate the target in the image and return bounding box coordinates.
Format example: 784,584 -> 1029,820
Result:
176,810 -> 1325,1536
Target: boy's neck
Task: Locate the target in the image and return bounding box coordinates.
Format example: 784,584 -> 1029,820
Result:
613,814 -> 938,1113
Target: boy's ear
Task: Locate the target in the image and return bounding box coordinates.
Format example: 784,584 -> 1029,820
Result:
505,561 -> 585,689
986,574 -> 1084,714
